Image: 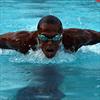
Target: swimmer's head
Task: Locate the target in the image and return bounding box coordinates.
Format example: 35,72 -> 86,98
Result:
37,15 -> 63,58
37,15 -> 63,33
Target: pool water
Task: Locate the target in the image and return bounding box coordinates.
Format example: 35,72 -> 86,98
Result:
0,0 -> 100,100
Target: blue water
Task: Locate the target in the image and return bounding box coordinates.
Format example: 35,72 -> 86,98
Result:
0,0 -> 100,100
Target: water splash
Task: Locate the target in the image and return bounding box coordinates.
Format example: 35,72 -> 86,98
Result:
0,44 -> 100,64
9,46 -> 76,64
80,43 -> 100,54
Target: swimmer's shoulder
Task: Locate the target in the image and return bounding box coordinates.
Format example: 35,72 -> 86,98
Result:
0,31 -> 32,39
0,30 -> 38,45
63,28 -> 85,36
63,28 -> 99,35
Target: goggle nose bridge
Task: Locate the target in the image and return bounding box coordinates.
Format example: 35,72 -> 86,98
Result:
38,34 -> 62,42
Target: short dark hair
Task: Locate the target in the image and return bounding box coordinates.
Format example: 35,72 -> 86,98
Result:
37,15 -> 63,33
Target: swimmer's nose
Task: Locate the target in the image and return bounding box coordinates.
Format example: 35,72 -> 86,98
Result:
47,40 -> 53,45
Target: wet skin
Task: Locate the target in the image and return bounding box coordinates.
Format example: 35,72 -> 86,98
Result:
38,23 -> 100,58
0,23 -> 100,58
38,23 -> 62,58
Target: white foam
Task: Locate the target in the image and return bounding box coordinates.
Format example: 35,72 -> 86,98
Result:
0,43 -> 100,64
80,43 -> 100,54
9,46 -> 76,64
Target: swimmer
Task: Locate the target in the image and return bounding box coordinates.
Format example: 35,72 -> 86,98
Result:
0,15 -> 100,58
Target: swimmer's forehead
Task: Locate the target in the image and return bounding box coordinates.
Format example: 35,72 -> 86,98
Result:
39,23 -> 61,33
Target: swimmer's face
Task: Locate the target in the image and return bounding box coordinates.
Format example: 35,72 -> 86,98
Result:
38,23 -> 62,58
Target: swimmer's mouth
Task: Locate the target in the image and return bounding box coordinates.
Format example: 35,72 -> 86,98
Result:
44,48 -> 56,58
46,48 -> 54,52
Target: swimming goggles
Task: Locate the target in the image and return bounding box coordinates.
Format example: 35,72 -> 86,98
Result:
38,34 -> 62,42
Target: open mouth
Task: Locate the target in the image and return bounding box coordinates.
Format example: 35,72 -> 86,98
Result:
43,47 -> 56,58
46,48 -> 54,53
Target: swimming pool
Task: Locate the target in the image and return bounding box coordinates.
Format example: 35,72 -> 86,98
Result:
0,0 -> 100,100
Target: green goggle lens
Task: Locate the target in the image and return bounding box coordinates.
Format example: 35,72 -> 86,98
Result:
38,34 -> 62,42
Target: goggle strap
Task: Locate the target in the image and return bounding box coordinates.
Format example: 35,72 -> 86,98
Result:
36,38 -> 41,48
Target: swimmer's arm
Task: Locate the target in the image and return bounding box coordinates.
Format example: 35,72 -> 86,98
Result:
0,31 -> 37,54
0,32 -> 13,49
63,28 -> 100,52
83,29 -> 100,45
